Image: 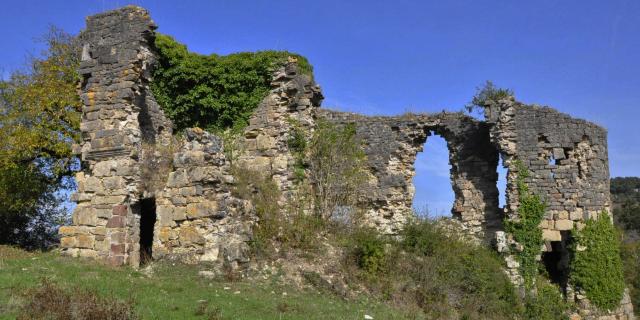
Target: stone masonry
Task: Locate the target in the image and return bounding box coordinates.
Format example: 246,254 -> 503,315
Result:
59,6 -> 633,319
318,110 -> 501,239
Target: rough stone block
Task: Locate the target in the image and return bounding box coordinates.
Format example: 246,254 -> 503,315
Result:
106,216 -> 126,228
110,243 -> 126,255
186,202 -> 218,219
542,229 -> 562,242
555,219 -> 574,231
111,232 -> 126,244
58,226 -> 77,236
60,236 -> 77,248
84,176 -> 103,193
73,207 -> 98,226
179,226 -> 205,245
167,170 -> 189,188
159,227 -> 173,242
103,176 -> 125,190
77,234 -> 95,249
112,204 -> 128,216
256,134 -> 277,150
173,207 -> 187,221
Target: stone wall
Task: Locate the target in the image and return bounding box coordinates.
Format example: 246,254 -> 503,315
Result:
318,110 -> 501,239
59,7 -> 254,269
60,6 -> 172,266
486,97 -> 633,319
236,61 -> 322,207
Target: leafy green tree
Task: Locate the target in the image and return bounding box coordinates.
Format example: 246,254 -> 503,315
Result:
0,27 -> 81,248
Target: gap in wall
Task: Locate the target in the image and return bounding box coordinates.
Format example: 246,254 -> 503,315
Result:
139,198 -> 156,265
412,132 -> 454,218
541,231 -> 572,294
497,155 -> 507,209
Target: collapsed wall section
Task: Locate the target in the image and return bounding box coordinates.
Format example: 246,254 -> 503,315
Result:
236,62 -> 322,207
318,110 -> 501,239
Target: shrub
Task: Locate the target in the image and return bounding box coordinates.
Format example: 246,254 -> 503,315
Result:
349,228 -> 388,275
231,166 -> 323,256
17,279 -> 138,320
151,34 -> 313,133
342,219 -> 521,319
465,80 -> 514,112
571,211 -> 625,311
504,161 -> 546,288
523,279 -> 569,320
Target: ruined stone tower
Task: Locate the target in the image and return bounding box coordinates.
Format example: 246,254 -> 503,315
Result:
59,6 -> 633,319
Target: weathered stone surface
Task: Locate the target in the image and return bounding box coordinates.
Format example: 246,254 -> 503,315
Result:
179,226 -> 205,245
319,110 -> 500,238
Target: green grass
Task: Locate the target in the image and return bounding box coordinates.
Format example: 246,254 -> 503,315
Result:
0,246 -> 410,320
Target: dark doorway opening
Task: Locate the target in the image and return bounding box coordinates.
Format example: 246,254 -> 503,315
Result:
541,231 -> 571,294
139,198 -> 156,265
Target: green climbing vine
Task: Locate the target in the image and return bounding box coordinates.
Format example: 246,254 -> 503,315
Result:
504,160 -> 546,289
151,33 -> 313,133
571,211 -> 625,311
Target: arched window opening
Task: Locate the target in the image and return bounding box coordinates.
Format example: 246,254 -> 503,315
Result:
412,133 -> 454,219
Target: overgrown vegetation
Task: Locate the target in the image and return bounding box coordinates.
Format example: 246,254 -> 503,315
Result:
0,246 -> 403,320
286,118 -> 308,183
504,160 -> 546,288
308,120 -> 368,219
151,34 -> 313,133
571,211 -> 625,311
17,279 -> 138,320
621,240 -> 640,310
612,177 -> 640,311
465,80 -> 514,112
0,27 -> 81,249
342,219 -> 522,319
231,166 -> 323,256
523,279 -> 570,320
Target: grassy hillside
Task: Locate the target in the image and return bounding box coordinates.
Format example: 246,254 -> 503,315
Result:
0,246 -> 407,320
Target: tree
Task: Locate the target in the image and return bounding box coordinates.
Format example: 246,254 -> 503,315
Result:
307,120 -> 368,219
0,27 -> 81,249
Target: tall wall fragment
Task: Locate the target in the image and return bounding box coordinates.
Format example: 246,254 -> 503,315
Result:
318,110 -> 501,239
485,97 -> 634,319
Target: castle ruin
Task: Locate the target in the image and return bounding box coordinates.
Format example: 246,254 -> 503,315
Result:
58,6 -> 634,319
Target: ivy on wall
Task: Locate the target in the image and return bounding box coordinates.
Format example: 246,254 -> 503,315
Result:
504,160 -> 546,289
571,211 -> 625,311
151,34 -> 313,133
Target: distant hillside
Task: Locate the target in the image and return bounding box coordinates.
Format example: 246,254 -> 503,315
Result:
611,177 -> 640,235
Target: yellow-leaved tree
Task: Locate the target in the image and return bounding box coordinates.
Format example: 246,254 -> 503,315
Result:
0,27 -> 81,248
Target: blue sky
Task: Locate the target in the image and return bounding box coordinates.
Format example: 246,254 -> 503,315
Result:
1,0 -> 638,215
